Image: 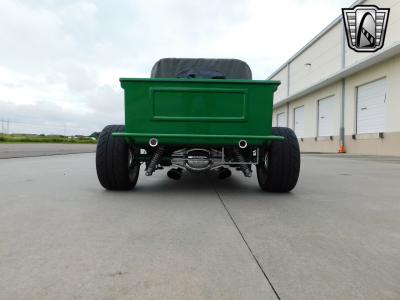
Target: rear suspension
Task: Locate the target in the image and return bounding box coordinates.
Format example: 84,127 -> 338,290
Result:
232,147 -> 252,177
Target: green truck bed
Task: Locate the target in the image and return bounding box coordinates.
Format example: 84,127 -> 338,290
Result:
115,78 -> 282,146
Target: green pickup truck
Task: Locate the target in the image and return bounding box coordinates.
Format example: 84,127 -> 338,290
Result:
96,58 -> 300,192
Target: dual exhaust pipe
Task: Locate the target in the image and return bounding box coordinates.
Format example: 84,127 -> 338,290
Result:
238,139 -> 248,149
149,138 -> 158,147
148,137 -> 248,149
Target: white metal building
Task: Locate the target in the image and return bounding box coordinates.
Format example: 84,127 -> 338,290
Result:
270,0 -> 400,156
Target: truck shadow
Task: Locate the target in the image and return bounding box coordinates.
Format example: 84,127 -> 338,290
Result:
137,171 -> 251,190
121,170 -> 296,200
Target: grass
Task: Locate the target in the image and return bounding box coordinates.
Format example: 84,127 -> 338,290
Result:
0,134 -> 97,144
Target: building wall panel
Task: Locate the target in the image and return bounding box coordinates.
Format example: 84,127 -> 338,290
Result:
289,23 -> 342,94
271,66 -> 288,104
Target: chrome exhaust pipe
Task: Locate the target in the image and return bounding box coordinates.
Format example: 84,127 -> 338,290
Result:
238,139 -> 248,149
167,168 -> 183,180
217,167 -> 232,180
149,138 -> 158,147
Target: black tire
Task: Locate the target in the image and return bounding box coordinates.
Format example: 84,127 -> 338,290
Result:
96,125 -> 140,190
256,127 -> 300,192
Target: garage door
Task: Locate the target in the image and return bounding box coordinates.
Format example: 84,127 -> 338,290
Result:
277,112 -> 286,127
294,106 -> 304,138
318,96 -> 335,137
357,78 -> 386,134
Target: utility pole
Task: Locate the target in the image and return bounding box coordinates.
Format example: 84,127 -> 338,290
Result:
6,120 -> 9,134
1,119 -> 3,135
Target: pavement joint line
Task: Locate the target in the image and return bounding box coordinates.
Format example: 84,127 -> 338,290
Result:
210,180 -> 281,300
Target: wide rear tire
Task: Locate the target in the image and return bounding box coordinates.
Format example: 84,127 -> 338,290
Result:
96,125 -> 140,190
257,127 -> 300,192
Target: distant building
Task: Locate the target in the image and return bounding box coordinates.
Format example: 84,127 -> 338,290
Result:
269,0 -> 400,156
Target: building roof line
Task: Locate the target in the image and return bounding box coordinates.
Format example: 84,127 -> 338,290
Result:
267,0 -> 365,80
273,42 -> 400,108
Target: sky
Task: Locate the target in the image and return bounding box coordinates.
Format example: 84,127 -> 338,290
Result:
0,0 -> 354,135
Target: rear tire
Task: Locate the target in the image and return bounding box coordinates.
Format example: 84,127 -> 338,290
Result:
96,125 -> 140,190
256,127 -> 300,192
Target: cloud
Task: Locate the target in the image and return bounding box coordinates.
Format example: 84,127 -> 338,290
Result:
0,98 -> 123,135
0,0 -> 354,135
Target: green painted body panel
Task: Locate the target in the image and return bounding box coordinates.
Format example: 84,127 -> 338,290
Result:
119,78 -> 280,146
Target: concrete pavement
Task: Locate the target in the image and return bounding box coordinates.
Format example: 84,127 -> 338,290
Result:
0,143 -> 96,158
0,153 -> 399,299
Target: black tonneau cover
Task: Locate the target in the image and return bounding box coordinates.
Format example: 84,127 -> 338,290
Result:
151,58 -> 252,80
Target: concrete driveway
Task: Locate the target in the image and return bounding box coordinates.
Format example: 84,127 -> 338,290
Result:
0,143 -> 96,159
0,153 -> 399,299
